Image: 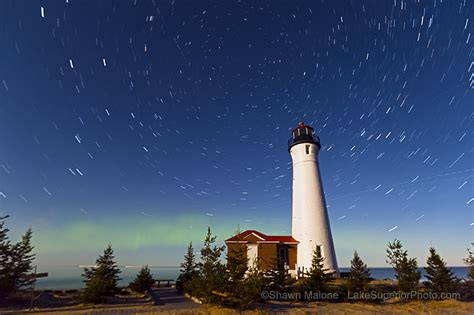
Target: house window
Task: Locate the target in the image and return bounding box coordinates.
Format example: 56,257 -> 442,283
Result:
305,145 -> 310,154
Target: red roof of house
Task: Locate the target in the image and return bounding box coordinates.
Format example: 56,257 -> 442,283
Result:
225,229 -> 298,244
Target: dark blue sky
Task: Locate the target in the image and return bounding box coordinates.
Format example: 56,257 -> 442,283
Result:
0,0 -> 472,267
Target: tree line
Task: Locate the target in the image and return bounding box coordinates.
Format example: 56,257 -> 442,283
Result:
177,228 -> 474,309
78,229 -> 474,306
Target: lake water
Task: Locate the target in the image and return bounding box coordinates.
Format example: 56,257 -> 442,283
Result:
340,266 -> 469,281
35,266 -> 181,290
34,266 -> 470,290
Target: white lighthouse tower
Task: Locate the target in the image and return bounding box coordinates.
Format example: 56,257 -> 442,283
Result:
289,122 -> 338,276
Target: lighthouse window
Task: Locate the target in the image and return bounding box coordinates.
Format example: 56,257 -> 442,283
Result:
305,145 -> 310,154
316,245 -> 324,258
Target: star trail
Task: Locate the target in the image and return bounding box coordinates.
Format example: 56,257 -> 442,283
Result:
0,0 -> 472,267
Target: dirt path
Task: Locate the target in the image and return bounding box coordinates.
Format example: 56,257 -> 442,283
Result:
148,287 -> 202,311
1,288 -> 202,314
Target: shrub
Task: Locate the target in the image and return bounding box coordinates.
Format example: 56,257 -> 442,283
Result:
80,276 -> 110,304
129,266 -> 154,293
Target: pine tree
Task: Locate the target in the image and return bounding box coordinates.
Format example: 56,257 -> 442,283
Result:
0,218 -> 36,300
238,266 -> 267,310
386,239 -> 421,292
82,244 -> 122,303
463,244 -> 474,282
301,246 -> 335,293
129,265 -> 154,293
224,229 -> 251,307
178,242 -> 197,284
348,251 -> 371,293
0,215 -> 12,299
94,244 -> 121,291
425,247 -> 459,294
225,230 -> 248,289
196,227 -> 226,302
10,228 -> 36,291
80,266 -> 111,304
265,258 -> 293,292
0,216 -> 36,301
0,216 -> 10,265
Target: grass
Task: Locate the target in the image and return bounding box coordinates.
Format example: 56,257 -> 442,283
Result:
201,299 -> 472,314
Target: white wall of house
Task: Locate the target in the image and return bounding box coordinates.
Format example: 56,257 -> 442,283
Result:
247,244 -> 258,269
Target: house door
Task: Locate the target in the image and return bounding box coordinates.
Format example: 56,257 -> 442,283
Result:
278,246 -> 289,266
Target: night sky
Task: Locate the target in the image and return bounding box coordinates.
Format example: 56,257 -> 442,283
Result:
0,0 -> 472,268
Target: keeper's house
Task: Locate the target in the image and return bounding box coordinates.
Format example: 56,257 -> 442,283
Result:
225,230 -> 298,275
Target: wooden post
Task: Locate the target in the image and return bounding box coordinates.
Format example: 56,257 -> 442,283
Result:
21,269 -> 48,310
30,266 -> 37,310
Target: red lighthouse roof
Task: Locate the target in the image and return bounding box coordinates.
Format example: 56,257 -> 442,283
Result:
292,121 -> 311,132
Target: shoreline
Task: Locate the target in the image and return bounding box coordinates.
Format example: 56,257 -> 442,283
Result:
32,266 -> 470,291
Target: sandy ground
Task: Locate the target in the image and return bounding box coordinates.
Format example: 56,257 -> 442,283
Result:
7,301 -> 472,315
1,288 -> 472,314
3,299 -> 472,314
